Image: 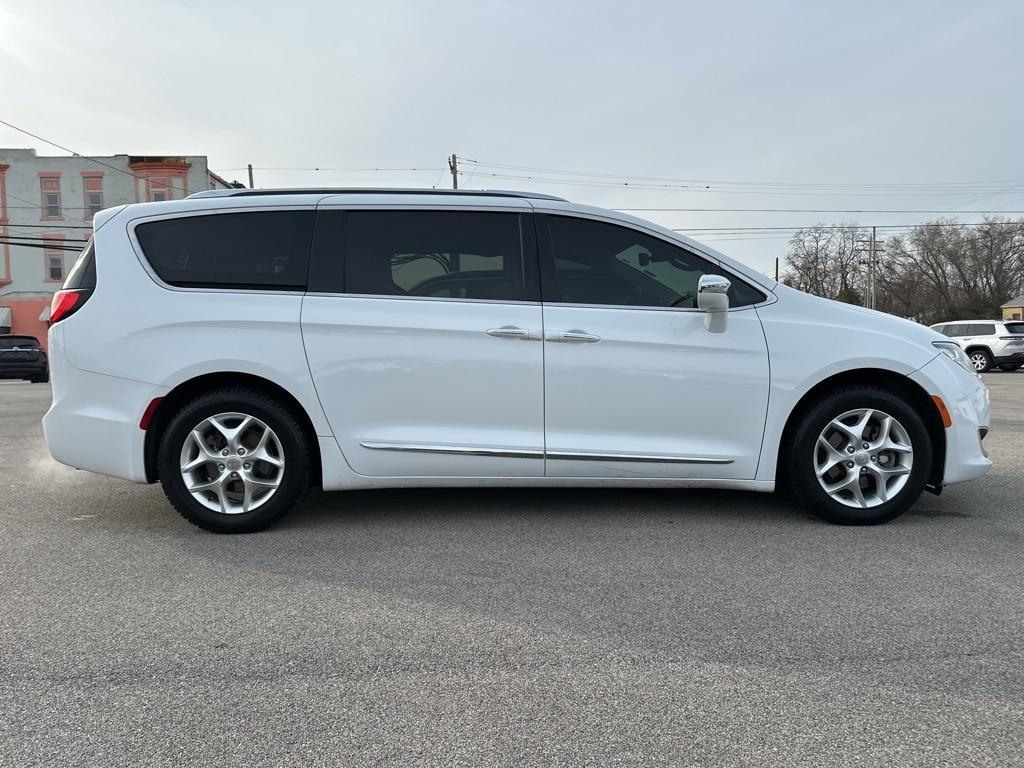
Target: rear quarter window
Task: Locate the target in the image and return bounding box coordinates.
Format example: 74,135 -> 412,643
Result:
134,211 -> 314,290
62,240 -> 96,290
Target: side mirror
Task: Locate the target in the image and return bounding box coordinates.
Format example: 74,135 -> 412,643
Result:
697,274 -> 730,333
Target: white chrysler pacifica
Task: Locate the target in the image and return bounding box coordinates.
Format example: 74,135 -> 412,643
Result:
42,189 -> 991,532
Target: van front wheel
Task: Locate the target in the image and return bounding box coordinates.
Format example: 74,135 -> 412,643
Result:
786,387 -> 931,525
157,388 -> 311,533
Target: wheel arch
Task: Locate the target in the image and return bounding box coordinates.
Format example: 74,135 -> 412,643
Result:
963,345 -> 993,357
775,367 -> 946,493
143,371 -> 322,486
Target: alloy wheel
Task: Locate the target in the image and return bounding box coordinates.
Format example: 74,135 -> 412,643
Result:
179,412 -> 285,514
814,408 -> 913,508
969,352 -> 989,372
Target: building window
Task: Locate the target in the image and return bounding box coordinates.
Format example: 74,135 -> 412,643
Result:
83,175 -> 103,217
40,176 -> 62,219
152,189 -> 167,202
42,235 -> 65,282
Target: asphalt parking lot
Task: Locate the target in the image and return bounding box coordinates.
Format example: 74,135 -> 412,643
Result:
1,377 -> 1022,767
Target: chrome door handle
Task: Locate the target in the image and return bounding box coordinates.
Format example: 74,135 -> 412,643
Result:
547,330 -> 601,343
486,326 -> 539,340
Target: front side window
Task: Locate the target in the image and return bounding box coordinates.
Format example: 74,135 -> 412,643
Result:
344,210 -> 524,301
135,211 -> 314,289
945,324 -> 968,337
544,215 -> 764,309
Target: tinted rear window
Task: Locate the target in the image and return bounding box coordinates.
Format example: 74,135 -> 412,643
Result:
0,336 -> 40,349
1004,322 -> 1024,334
62,240 -> 96,290
967,323 -> 996,336
135,211 -> 314,289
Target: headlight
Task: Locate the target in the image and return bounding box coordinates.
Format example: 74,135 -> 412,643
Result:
933,341 -> 975,374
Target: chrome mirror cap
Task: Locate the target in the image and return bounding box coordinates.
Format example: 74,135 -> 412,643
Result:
698,274 -> 731,295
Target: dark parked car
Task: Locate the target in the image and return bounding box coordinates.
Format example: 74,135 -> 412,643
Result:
0,335 -> 49,383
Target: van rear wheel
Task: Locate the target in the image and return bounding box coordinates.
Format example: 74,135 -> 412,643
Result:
786,386 -> 931,525
157,388 -> 311,533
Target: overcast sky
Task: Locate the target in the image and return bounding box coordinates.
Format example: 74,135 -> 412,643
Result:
2,0 -> 1023,275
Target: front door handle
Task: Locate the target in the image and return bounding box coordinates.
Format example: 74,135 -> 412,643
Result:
546,329 -> 601,343
486,326 -> 540,340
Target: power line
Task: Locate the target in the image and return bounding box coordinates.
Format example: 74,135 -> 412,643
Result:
0,239 -> 85,252
2,188 -> 92,226
0,117 -> 147,182
0,234 -> 90,243
460,157 -> 1024,191
0,222 -> 94,230
457,169 -> 1024,197
671,221 -> 1022,234
619,207 -> 1024,214
212,166 -> 445,173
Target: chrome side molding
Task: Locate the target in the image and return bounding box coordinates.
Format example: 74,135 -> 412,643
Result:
547,450 -> 732,464
359,442 -> 732,464
360,442 -> 543,459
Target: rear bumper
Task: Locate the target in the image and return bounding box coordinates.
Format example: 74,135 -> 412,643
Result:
909,354 -> 991,486
0,363 -> 47,378
42,326 -> 166,483
993,352 -> 1024,365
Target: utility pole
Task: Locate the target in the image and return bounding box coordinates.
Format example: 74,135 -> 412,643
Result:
870,226 -> 885,310
856,226 -> 885,309
868,226 -> 875,310
448,154 -> 458,189
774,257 -> 779,282
247,164 -> 254,189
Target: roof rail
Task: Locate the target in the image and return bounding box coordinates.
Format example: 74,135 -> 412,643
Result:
187,187 -> 568,202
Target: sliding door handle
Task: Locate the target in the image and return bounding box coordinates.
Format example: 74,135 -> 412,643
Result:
486,326 -> 540,340
547,329 -> 601,343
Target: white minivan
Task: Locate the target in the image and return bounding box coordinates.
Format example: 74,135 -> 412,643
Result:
43,189 -> 990,532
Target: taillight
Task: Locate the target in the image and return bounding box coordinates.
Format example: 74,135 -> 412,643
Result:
999,336 -> 1024,340
49,288 -> 92,324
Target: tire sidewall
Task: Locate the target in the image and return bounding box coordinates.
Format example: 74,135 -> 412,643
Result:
157,390 -> 309,533
790,388 -> 932,525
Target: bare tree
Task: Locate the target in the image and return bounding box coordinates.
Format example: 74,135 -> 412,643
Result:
782,224 -> 865,305
877,218 -> 1024,323
785,218 -> 1024,322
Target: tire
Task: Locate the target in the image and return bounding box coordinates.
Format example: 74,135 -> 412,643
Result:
786,386 -> 932,525
33,371 -> 50,383
157,387 -> 311,533
999,363 -> 1022,372
967,349 -> 992,373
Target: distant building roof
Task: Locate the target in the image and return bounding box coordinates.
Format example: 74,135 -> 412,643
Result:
1002,294 -> 1024,308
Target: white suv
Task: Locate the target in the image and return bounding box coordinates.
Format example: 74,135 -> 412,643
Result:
42,189 -> 991,532
929,320 -> 1024,373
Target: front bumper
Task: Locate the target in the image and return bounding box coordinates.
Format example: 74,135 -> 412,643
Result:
910,354 -> 991,486
42,326 -> 166,483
